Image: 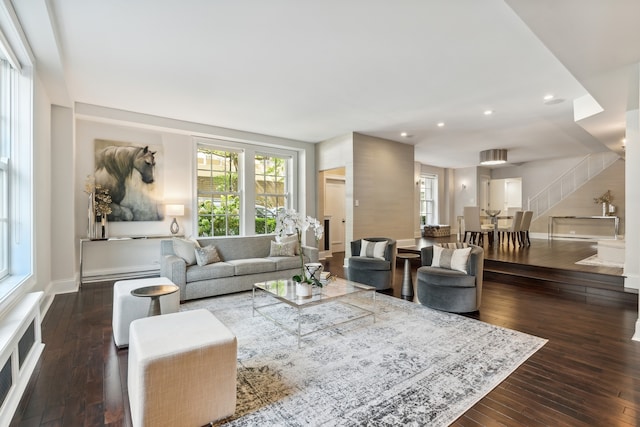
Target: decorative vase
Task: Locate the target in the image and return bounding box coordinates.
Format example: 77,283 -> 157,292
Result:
87,193 -> 97,239
99,214 -> 108,239
295,282 -> 313,298
602,202 -> 607,217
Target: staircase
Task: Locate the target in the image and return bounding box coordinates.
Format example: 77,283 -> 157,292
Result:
527,151 -> 620,222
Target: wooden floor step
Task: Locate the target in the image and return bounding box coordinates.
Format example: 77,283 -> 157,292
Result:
484,259 -> 625,290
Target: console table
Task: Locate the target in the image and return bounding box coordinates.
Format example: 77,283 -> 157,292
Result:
547,216 -> 619,241
79,235 -> 180,287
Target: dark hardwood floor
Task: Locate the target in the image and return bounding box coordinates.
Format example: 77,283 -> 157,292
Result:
11,238 -> 640,426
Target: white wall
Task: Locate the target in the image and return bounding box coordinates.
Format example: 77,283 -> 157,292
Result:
32,75 -> 51,295
490,156 -> 584,207
50,106 -> 75,294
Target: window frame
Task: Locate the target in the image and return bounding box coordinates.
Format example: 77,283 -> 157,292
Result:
194,137 -> 298,237
254,152 -> 291,235
419,174 -> 438,226
196,145 -> 243,237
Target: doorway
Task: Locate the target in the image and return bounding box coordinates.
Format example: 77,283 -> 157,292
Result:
325,177 -> 346,253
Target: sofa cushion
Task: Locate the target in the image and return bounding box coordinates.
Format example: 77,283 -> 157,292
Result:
228,258 -> 276,275
349,256 -> 391,271
269,256 -> 304,271
186,262 -> 235,282
269,240 -> 296,257
278,234 -> 300,255
194,245 -> 221,266
417,266 -> 476,288
173,237 -> 199,266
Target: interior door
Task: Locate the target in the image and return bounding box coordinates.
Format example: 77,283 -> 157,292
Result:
325,178 -> 346,253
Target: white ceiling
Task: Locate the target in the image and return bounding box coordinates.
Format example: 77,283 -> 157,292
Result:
14,0 -> 640,168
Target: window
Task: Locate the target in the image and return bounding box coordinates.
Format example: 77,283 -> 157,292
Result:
0,59 -> 13,280
254,154 -> 289,234
419,175 -> 438,226
196,147 -> 241,236
195,139 -> 298,237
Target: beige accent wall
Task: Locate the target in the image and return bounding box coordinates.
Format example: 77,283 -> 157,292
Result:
530,158 -> 625,236
352,133 -> 414,242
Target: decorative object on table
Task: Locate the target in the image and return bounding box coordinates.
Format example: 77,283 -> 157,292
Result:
594,190 -> 613,217
165,204 -> 184,234
275,209 -> 324,286
304,262 -> 324,283
295,281 -> 313,298
84,174 -> 113,240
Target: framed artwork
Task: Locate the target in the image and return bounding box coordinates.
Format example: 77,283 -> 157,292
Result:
94,139 -> 164,221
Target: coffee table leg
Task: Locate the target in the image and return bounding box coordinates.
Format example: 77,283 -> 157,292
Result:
148,296 -> 162,316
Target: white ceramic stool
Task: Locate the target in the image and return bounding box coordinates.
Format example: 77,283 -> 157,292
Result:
128,309 -> 237,427
112,277 -> 179,348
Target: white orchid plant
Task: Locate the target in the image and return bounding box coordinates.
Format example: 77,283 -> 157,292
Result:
275,209 -> 324,285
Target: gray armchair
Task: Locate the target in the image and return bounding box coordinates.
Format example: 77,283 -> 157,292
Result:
347,237 -> 397,290
416,244 -> 484,313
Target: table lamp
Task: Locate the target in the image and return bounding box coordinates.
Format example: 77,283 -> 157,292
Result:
165,204 -> 185,235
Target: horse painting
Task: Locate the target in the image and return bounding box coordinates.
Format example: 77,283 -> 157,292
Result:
94,144 -> 161,221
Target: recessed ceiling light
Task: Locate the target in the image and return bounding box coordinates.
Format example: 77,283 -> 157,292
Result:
437,122 -> 445,127
543,94 -> 554,101
400,132 -> 408,137
483,110 -> 493,116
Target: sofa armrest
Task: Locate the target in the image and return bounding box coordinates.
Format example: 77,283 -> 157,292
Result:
160,254 -> 187,301
301,245 -> 319,263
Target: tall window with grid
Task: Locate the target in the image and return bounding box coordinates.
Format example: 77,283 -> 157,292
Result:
254,154 -> 289,234
419,175 -> 438,226
196,146 -> 241,237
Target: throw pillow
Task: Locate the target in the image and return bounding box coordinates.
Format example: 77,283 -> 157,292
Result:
172,237 -> 200,266
431,246 -> 472,273
438,242 -> 470,249
269,240 -> 296,257
194,245 -> 221,267
279,234 -> 300,255
360,239 -> 388,260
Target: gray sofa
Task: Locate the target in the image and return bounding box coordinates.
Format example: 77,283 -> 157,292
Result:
160,235 -> 319,302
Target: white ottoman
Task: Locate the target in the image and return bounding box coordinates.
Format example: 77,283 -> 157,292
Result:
128,309 -> 237,427
112,277 -> 180,348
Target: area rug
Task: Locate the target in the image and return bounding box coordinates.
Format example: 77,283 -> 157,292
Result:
182,291 -> 547,426
576,254 -> 624,268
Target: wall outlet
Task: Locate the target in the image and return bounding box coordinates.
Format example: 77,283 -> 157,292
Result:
569,230 -> 576,234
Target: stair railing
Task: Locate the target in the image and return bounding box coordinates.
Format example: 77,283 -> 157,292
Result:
527,151 -> 619,222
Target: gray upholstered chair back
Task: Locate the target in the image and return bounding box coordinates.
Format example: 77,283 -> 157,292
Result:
350,237 -> 396,262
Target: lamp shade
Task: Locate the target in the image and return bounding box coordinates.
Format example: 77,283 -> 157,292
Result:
479,149 -> 507,165
165,204 -> 184,217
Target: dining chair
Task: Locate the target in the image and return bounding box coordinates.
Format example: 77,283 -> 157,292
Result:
519,210 -> 533,247
498,210 -> 523,247
463,206 -> 494,246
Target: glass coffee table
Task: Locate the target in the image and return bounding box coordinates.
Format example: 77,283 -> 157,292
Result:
252,277 -> 376,347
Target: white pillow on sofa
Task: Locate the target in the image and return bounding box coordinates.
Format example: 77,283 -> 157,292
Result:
173,237 -> 200,266
360,240 -> 387,260
431,246 -> 472,273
